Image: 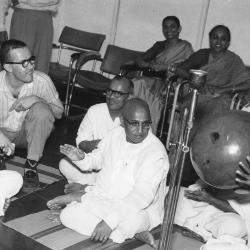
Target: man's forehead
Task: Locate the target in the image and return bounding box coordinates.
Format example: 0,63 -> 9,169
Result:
9,47 -> 31,60
125,107 -> 151,121
110,79 -> 130,91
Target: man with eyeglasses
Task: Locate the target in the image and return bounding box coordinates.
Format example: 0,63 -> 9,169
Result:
61,76 -> 133,193
0,39 -> 63,188
0,0 -> 60,74
47,98 -> 169,246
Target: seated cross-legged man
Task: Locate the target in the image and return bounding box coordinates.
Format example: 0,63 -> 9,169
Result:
61,75 -> 134,193
47,98 -> 169,246
0,39 -> 64,188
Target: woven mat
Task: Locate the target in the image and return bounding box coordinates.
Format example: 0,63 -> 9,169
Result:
4,210 -> 203,250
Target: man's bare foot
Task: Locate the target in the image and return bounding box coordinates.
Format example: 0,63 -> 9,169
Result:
135,231 -> 157,249
47,192 -> 82,210
64,183 -> 88,194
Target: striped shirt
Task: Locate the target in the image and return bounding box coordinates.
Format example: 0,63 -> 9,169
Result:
0,70 -> 62,128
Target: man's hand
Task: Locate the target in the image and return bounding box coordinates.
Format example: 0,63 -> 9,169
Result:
150,64 -> 166,72
185,188 -> 237,213
235,156 -> 250,189
9,96 -> 43,112
91,220 -> 112,244
78,139 -> 101,153
60,144 -> 85,161
184,189 -> 213,203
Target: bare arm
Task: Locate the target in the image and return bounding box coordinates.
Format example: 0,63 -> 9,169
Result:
185,189 -> 237,213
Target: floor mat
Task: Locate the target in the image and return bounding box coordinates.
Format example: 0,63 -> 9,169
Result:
4,209 -> 203,250
5,156 -> 63,197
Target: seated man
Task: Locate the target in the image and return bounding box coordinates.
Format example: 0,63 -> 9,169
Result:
174,179 -> 250,249
62,75 -> 133,191
0,39 -> 64,188
47,98 -> 169,245
76,75 -> 134,153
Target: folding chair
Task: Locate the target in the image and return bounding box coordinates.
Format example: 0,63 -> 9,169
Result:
65,44 -> 143,116
49,26 -> 106,114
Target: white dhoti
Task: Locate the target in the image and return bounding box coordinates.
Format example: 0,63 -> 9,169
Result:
175,187 -> 249,249
60,193 -> 150,243
0,170 -> 23,216
59,158 -> 98,186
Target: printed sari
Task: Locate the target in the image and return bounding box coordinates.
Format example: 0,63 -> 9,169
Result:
133,40 -> 193,134
201,50 -> 250,93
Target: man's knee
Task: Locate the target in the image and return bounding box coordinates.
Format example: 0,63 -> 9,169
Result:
0,170 -> 23,193
27,102 -> 54,122
205,213 -> 247,239
60,206 -> 72,227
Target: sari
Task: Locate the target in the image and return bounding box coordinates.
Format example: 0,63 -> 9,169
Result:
201,50 -> 250,93
133,40 -> 193,134
183,50 -> 250,123
176,51 -> 250,184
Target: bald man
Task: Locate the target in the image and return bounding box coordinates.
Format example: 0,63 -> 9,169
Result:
76,75 -> 134,153
47,98 -> 169,245
61,76 -> 134,191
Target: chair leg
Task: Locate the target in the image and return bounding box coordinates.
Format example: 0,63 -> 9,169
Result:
65,59 -> 74,117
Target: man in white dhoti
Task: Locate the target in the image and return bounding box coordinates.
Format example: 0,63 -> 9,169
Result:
62,75 -> 133,193
47,98 -> 169,245
174,178 -> 250,250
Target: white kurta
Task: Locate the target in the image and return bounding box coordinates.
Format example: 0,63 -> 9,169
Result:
60,126 -> 169,243
0,170 -> 23,216
75,103 -> 120,146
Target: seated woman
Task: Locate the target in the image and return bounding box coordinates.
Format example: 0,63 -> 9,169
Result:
173,24 -> 250,122
132,15 -> 193,134
170,25 -> 250,185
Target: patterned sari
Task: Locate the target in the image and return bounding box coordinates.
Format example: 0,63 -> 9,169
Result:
201,50 -> 250,93
133,40 -> 193,134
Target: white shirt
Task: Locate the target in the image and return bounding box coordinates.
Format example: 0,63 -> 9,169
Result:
73,126 -> 169,230
0,70 -> 61,131
76,103 -> 120,146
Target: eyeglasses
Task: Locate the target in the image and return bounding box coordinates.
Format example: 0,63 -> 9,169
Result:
5,56 -> 36,68
105,88 -> 129,98
124,118 -> 152,129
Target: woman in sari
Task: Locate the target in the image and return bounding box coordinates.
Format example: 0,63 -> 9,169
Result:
132,16 -> 193,134
173,24 -> 250,121
171,25 -> 250,185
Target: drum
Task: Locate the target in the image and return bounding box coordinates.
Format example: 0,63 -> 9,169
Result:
190,110 -> 250,189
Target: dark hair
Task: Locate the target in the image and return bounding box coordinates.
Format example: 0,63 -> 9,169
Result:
162,16 -> 180,28
209,25 -> 231,41
112,75 -> 134,94
0,39 -> 26,66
